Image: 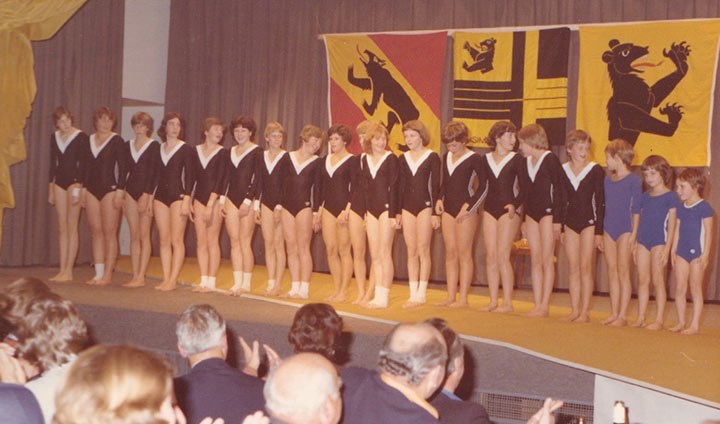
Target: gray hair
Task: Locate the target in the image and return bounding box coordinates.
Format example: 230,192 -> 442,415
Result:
175,304 -> 226,356
378,323 -> 447,387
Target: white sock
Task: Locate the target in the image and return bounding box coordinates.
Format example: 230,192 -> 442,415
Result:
200,275 -> 209,288
242,272 -> 252,291
408,281 -> 419,301
370,286 -> 389,308
289,281 -> 300,295
267,279 -> 277,292
417,281 -> 428,303
94,263 -> 105,280
299,281 -> 309,299
207,276 -> 217,290
231,271 -> 243,291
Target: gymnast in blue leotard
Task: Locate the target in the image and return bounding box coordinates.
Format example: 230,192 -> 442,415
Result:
632,155 -> 677,330
601,139 -> 641,327
671,168 -> 714,335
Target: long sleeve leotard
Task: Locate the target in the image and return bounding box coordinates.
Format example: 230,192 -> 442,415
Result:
49,130 -> 89,190
83,133 -> 127,200
438,150 -> 487,218
321,154 -> 359,217
362,152 -> 399,219
398,150 -> 441,216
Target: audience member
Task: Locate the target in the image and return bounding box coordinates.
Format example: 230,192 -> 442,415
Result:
0,382 -> 43,424
288,303 -> 344,363
264,352 -> 343,424
174,304 -> 264,424
0,277 -> 51,340
341,322 -> 447,423
425,318 -> 492,424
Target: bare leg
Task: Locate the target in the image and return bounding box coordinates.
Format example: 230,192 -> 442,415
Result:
646,245 -> 668,330
481,212 -> 500,311
296,208 -> 315,290
84,193 -> 105,285
670,257 -> 689,332
525,217 -> 544,314
401,209 -> 420,307
574,226 -> 596,322
153,201 -> 172,287
438,213 -> 459,306
239,208 -> 256,273
363,212 -> 396,309
455,212 -> 480,307
494,211 -> 520,313
537,215 -> 558,316
612,232 -> 633,326
123,195 -> 143,286
193,200 -> 211,291
51,185 -> 70,281
633,245 -> 651,327
157,201 -> 187,291
322,210 -> 342,301
683,261 -> 705,335
561,229 -> 581,321
336,216 -> 353,302
601,233 -> 620,324
349,211 -> 369,304
206,203 -> 223,279
225,202 -> 243,293
281,210 -> 301,296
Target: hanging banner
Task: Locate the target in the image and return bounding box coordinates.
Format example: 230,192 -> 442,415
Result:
324,32 -> 447,154
452,28 -> 570,147
578,20 -> 720,166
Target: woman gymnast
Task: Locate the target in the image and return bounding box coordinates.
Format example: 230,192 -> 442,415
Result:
48,106 -> 88,282
120,111 -> 160,288
397,120 -> 440,307
350,120 -> 373,305
321,124 -> 358,302
191,117 -> 229,292
435,121 -> 486,307
222,115 -> 263,295
81,106 -> 126,286
281,125 -> 323,299
151,112 -> 195,291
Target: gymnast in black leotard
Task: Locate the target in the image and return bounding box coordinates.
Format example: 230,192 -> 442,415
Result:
152,112 -> 194,292
48,106 -> 88,282
436,121 -> 485,307
222,115 -> 262,295
560,129 -> 605,323
257,122 -> 287,296
360,122 -> 399,309
350,120 -> 373,305
397,120 -> 441,308
81,107 -> 126,287
119,111 -> 159,288
481,121 -> 524,313
320,124 -> 358,302
192,117 -> 229,293
517,124 -> 565,317
281,125 -> 323,300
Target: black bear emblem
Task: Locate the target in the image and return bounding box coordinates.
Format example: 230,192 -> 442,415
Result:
603,39 -> 690,145
463,38 -> 497,73
347,48 -> 419,146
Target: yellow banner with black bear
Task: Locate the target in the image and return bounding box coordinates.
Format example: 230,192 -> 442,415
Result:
578,20 -> 720,166
452,28 -> 570,147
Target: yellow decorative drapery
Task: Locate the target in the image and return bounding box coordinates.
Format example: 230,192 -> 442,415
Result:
0,0 -> 86,245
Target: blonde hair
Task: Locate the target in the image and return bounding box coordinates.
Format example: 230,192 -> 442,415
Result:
54,345 -> 173,424
362,122 -> 389,153
517,124 -> 548,150
264,121 -> 285,139
299,124 -> 324,144
566,129 -> 591,151
604,139 -> 634,168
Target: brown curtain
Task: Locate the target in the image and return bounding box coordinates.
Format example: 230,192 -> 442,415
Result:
0,0 -> 124,266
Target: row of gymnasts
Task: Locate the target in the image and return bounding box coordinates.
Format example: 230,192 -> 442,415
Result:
47,106 -> 712,333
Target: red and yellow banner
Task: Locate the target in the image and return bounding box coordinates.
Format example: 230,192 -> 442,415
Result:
578,20 -> 720,166
324,32 -> 446,154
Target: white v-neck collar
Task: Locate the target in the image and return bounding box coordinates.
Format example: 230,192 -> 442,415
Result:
231,144 -> 258,167
367,151 -> 391,178
290,151 -> 318,174
403,149 -> 432,176
527,151 -> 550,182
563,161 -> 596,190
130,139 -> 157,163
197,145 -> 223,169
90,133 -> 116,158
447,150 -> 473,176
161,141 -> 185,165
486,151 -> 515,178
55,130 -> 81,154
264,150 -> 286,173
325,154 -> 353,177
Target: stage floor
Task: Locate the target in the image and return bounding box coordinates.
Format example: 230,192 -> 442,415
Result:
1,257 -> 719,408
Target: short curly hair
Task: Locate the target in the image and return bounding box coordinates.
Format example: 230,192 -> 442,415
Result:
288,303 -> 343,362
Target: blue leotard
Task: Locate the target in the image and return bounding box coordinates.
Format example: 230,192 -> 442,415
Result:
635,191 -> 678,250
603,173 -> 642,241
675,199 -> 713,262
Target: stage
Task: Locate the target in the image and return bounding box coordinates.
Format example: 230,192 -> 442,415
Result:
1,258 -> 719,422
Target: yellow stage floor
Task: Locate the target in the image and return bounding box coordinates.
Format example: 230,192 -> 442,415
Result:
113,256 -> 720,407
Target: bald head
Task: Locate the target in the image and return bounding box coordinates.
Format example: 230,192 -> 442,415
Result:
265,353 -> 342,424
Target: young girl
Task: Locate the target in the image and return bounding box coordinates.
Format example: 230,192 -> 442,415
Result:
151,112 -> 195,291
517,124 -> 565,317
48,106 -> 88,282
602,139 -> 641,326
120,112 -> 160,288
280,125 -> 323,299
481,121 -> 526,312
435,121 -> 486,307
222,116 -> 262,295
81,107 -> 126,286
321,124 -> 358,302
398,120 -> 441,308
560,130 -> 605,322
257,122 -> 287,296
361,122 -> 399,309
671,168 -> 713,335
350,121 -> 372,304
191,117 -> 228,292
633,155 -> 677,329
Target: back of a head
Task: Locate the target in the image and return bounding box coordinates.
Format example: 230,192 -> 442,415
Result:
264,353 -> 341,424
54,344 -> 173,424
378,322 -> 447,387
0,277 -> 52,332
424,318 -> 463,373
176,304 -> 226,356
16,292 -> 87,372
288,303 -> 343,362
